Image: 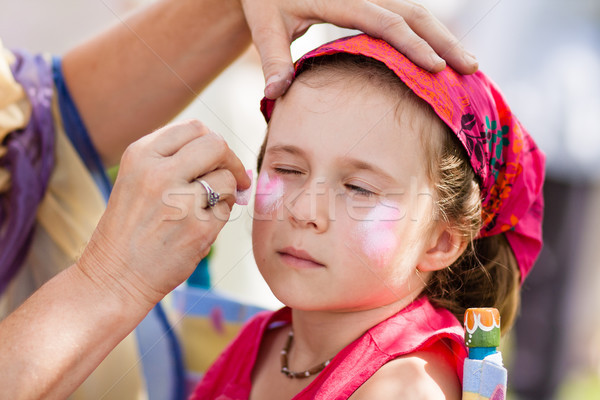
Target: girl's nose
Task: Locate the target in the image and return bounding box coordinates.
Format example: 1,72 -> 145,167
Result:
287,177 -> 331,233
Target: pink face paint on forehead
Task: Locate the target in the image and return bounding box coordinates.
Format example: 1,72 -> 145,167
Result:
255,171 -> 285,213
354,202 -> 403,268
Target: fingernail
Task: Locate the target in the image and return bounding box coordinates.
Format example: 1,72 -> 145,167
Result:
265,73 -> 282,88
265,74 -> 283,99
264,67 -> 295,99
235,170 -> 254,206
463,51 -> 478,67
430,53 -> 446,72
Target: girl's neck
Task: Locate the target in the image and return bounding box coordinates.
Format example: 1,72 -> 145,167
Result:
288,288 -> 423,368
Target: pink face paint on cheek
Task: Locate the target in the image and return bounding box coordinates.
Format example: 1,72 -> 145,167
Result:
354,203 -> 402,268
255,172 -> 285,213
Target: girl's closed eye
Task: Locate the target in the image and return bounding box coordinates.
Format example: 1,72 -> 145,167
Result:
273,166 -> 303,175
345,182 -> 377,197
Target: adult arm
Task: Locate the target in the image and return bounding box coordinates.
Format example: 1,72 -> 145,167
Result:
62,0 -> 251,167
0,120 -> 251,400
62,0 -> 478,167
0,261 -> 148,400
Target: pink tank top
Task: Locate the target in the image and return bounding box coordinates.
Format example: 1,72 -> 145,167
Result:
191,296 -> 467,399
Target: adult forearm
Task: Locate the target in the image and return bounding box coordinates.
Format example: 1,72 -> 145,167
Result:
0,264 -> 151,400
62,0 -> 251,166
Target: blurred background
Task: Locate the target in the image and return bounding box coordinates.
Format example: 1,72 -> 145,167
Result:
2,0 -> 599,398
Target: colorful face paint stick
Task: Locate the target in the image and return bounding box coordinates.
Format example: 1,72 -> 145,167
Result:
462,308 -> 507,400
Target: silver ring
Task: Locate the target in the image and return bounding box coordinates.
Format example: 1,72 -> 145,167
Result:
196,179 -> 220,208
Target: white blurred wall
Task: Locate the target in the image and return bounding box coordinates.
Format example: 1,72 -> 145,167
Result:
0,0 -> 144,54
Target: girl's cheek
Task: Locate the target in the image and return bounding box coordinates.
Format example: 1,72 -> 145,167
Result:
352,203 -> 403,269
254,172 -> 285,214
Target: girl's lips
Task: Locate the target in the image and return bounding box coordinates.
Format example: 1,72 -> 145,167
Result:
278,247 -> 325,268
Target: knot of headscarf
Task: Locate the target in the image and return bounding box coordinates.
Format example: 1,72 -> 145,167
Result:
0,49 -> 55,294
261,34 -> 545,283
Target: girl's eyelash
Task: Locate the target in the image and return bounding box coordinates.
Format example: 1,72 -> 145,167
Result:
274,167 -> 302,175
273,168 -> 375,196
346,184 -> 376,197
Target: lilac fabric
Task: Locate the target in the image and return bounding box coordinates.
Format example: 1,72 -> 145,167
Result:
0,49 -> 55,294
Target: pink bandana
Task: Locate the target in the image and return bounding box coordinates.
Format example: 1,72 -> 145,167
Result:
261,34 -> 545,282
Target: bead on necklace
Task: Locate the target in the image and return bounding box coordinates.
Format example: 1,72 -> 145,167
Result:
280,330 -> 332,379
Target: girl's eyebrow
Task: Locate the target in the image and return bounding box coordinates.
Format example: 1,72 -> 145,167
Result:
340,157 -> 397,185
265,144 -> 306,158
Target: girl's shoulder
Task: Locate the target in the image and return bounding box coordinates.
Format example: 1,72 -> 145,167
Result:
349,340 -> 461,400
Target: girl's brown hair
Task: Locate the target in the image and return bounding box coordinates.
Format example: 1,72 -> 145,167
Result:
423,129 -> 520,334
258,54 -> 520,333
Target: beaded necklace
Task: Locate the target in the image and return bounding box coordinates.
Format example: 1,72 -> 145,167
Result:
280,330 -> 332,379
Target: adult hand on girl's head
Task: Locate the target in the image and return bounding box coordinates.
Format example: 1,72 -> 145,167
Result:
242,0 -> 479,99
76,120 -> 251,310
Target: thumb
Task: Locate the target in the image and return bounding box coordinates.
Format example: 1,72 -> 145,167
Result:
251,20 -> 295,99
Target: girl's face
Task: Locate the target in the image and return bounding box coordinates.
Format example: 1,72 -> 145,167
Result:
252,75 -> 439,312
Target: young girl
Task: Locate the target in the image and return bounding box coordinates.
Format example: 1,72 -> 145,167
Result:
191,34 -> 545,399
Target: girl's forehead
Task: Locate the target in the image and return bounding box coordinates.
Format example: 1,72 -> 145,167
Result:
273,75 -> 429,140
266,80 -> 430,179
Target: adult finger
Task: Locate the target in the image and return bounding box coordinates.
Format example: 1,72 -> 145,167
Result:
147,119 -> 212,157
373,0 -> 478,74
248,15 -> 296,99
192,198 -> 232,243
186,179 -> 234,234
312,0 -> 478,74
314,1 -> 443,72
193,169 -> 238,210
171,132 -> 250,189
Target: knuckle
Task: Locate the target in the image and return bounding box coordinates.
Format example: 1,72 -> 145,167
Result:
121,141 -> 141,166
408,3 -> 431,23
182,119 -> 209,136
377,12 -> 409,33
210,134 -> 229,156
252,24 -> 281,42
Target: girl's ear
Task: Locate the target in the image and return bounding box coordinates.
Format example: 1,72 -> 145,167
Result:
419,227 -> 468,272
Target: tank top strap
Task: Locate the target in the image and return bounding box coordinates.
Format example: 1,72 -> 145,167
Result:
295,297 -> 467,399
